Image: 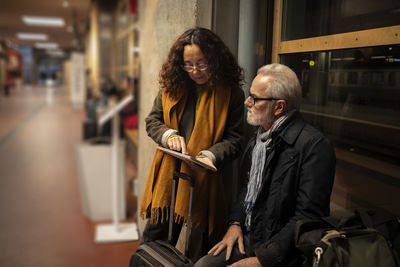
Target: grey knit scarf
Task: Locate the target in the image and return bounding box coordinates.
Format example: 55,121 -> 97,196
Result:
244,110 -> 295,231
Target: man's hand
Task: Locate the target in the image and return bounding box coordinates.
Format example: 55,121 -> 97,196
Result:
167,134 -> 187,154
228,257 -> 261,267
208,225 -> 245,261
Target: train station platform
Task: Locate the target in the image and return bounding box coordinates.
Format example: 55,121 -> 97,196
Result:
0,85 -> 139,266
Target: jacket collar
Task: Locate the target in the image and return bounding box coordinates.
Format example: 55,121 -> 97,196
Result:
275,110 -> 305,145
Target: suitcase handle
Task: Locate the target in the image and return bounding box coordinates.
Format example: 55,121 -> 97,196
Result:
168,171 -> 194,257
173,171 -> 195,187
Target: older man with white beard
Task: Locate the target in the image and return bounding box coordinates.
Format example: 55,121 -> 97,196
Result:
195,63 -> 336,267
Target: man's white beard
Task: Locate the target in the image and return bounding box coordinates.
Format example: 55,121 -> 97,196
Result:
247,109 -> 265,126
247,105 -> 275,128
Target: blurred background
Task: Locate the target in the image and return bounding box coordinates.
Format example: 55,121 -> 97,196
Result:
0,0 -> 399,266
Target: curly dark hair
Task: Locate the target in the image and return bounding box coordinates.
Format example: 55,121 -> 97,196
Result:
159,27 -> 243,97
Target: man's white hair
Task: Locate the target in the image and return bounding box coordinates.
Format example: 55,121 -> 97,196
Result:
257,63 -> 302,111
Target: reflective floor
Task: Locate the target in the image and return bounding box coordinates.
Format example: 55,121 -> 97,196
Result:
0,86 -> 138,266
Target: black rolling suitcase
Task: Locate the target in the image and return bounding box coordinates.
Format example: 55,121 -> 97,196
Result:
129,171 -> 194,267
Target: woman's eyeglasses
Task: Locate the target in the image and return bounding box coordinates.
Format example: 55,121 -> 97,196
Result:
182,63 -> 208,72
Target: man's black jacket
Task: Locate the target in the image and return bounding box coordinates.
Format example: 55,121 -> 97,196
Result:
229,111 -> 336,267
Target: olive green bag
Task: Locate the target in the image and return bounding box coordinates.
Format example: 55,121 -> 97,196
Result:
295,210 -> 400,267
311,228 -> 398,267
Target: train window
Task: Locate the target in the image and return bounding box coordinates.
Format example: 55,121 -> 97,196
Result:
388,72 -> 397,87
282,0 -> 400,41
278,0 -> 400,221
361,72 -> 370,85
329,72 -> 335,84
371,72 -> 384,86
347,72 -> 358,85
301,71 -> 309,86
281,44 -> 400,167
339,72 -> 345,84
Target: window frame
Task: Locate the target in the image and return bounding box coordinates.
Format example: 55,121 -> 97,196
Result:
272,0 -> 400,62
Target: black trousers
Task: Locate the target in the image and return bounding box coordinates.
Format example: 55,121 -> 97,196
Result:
194,233 -> 303,267
193,234 -> 252,267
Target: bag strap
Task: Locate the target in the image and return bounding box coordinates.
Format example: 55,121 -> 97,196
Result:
357,209 -> 374,228
321,216 -> 341,228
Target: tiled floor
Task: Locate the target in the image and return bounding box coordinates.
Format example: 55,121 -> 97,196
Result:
0,86 -> 139,267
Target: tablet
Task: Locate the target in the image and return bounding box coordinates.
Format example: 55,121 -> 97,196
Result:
156,146 -> 217,172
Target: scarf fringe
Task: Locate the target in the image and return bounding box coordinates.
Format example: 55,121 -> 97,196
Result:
146,206 -> 189,225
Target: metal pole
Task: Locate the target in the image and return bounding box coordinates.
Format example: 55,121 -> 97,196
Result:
111,113 -> 120,231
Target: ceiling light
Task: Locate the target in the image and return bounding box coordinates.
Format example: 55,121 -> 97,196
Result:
22,16 -> 65,27
35,42 -> 59,49
17,33 -> 48,41
62,1 -> 69,8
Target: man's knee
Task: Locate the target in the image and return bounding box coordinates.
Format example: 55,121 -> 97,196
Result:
193,254 -> 209,267
194,253 -> 225,267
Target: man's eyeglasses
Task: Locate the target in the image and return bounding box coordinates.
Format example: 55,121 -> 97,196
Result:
248,93 -> 280,105
182,63 -> 208,72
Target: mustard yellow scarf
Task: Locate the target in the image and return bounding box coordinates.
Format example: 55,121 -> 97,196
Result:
140,85 -> 231,242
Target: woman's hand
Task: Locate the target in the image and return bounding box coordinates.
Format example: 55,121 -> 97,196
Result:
167,134 -> 188,154
185,156 -> 217,172
208,225 -> 245,261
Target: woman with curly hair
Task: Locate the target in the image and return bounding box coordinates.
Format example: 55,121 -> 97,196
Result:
140,27 -> 245,261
